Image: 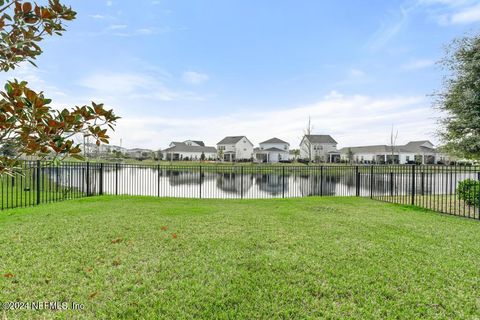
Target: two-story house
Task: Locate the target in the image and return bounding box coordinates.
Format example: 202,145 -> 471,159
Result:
254,138 -> 290,163
299,135 -> 340,163
216,136 -> 254,161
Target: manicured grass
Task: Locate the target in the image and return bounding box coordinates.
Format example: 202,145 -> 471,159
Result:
1,197 -> 480,319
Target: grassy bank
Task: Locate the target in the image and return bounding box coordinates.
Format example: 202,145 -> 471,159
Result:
1,197 -> 480,319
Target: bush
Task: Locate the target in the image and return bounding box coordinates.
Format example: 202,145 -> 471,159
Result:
457,179 -> 480,206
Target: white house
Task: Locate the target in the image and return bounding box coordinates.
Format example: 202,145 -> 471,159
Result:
299,135 -> 340,163
254,137 -> 290,163
217,136 -> 254,161
339,140 -> 443,164
163,140 -> 217,161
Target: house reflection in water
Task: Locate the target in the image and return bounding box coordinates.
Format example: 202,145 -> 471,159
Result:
255,174 -> 288,196
298,174 -> 339,196
167,170 -> 202,186
216,173 -> 253,195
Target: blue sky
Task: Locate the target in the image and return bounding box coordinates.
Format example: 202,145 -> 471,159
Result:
3,0 -> 480,149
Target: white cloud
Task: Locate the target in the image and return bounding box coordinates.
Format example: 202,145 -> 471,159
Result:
368,0 -> 480,50
367,6 -> 412,51
107,24 -> 127,30
417,0 -> 480,25
89,14 -> 106,19
108,93 -> 440,150
402,59 -> 434,70
0,63 -> 67,99
450,4 -> 480,24
106,1 -> 113,6
182,71 -> 210,85
78,72 -> 206,102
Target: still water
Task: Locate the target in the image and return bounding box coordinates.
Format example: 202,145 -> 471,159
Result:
45,166 -> 479,199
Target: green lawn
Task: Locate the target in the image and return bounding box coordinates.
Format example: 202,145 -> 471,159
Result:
1,197 -> 480,319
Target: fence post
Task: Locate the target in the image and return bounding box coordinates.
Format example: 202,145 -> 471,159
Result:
282,166 -> 285,198
320,166 -> 323,196
390,172 -> 394,197
86,162 -> 90,196
421,171 -> 425,196
240,166 -> 244,199
411,165 -> 416,205
99,163 -> 104,195
36,160 -> 41,205
477,172 -> 480,219
199,166 -> 202,199
355,166 -> 360,197
370,165 -> 373,199
115,163 -> 118,196
157,165 -> 160,197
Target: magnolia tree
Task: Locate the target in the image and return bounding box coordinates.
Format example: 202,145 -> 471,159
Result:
0,0 -> 119,174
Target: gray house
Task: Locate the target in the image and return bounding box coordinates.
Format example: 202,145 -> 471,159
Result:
163,140 -> 217,161
339,140 -> 444,164
299,135 -> 340,163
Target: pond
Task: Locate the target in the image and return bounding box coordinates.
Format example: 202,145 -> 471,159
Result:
41,166 -> 479,199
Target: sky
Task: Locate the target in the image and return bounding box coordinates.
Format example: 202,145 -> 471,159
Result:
2,0 -> 480,150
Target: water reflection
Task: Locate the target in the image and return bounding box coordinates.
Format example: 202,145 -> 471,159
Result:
216,173 -> 253,194
42,166 -> 479,199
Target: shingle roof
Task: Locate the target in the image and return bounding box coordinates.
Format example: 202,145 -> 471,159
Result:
264,147 -> 289,152
163,145 -> 217,153
402,141 -> 434,153
217,136 -> 247,145
260,137 -> 290,145
338,145 -> 391,154
304,135 -> 337,144
191,140 -> 205,147
339,141 -> 435,154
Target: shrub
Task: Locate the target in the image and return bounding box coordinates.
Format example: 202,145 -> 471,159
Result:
457,179 -> 480,206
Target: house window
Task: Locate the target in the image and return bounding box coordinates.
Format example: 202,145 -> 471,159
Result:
406,156 -> 410,161
284,145 -> 287,150
218,146 -> 225,151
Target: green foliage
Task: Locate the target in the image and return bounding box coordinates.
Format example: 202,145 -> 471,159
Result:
0,0 -> 76,71
0,1 -> 119,174
457,179 -> 480,206
437,34 -> 480,159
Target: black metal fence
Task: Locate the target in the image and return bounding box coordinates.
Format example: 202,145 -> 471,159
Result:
1,161 -> 479,219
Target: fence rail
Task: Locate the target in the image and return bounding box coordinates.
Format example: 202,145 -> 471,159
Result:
1,161 -> 479,219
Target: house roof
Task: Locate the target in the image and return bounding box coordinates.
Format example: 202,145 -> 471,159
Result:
127,148 -> 152,152
338,145 -> 392,154
264,147 -> 289,152
187,140 -> 205,146
303,135 -> 337,144
163,144 -> 217,153
339,141 -> 436,154
217,136 -> 248,145
260,137 -> 290,145
172,140 -> 205,147
402,141 -> 434,153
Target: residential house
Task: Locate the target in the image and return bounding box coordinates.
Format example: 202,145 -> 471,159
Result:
299,135 -> 340,163
163,140 -> 217,161
217,136 -> 254,161
254,138 -> 290,163
339,140 -> 442,164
